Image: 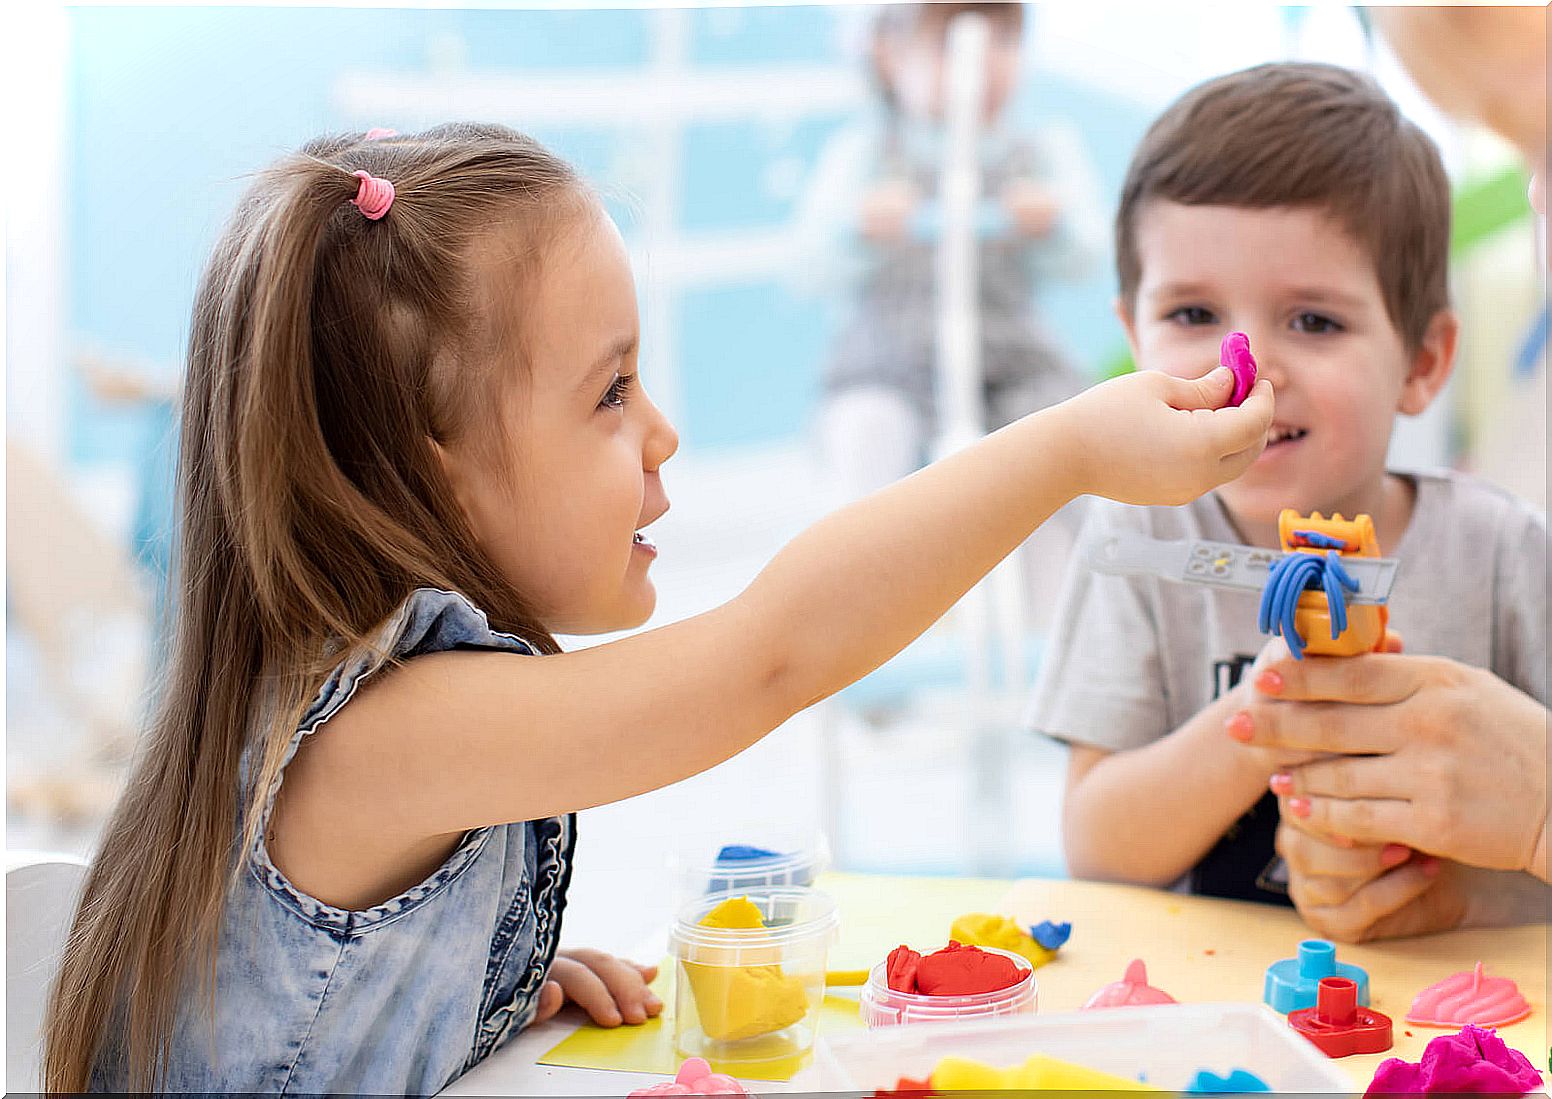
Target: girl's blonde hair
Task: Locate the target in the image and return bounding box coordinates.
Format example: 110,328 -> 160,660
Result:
44,123 -> 584,1092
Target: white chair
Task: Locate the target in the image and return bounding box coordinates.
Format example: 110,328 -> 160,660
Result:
7,852 -> 89,1091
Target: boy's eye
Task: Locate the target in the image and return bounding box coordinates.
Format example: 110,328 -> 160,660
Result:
599,372 -> 635,411
1165,306 -> 1216,327
1291,312 -> 1342,334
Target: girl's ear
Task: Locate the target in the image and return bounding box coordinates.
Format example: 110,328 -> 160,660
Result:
1399,309 -> 1459,416
430,436 -> 482,529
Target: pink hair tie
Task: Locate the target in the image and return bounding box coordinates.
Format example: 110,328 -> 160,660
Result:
363,127 -> 397,141
351,169 -> 394,221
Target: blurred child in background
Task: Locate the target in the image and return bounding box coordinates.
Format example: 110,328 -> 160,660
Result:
800,2 -> 1105,503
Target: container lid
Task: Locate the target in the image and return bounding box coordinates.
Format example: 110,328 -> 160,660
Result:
670,887 -> 840,962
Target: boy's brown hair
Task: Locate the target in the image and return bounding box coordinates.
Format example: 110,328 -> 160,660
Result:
1116,61 -> 1451,352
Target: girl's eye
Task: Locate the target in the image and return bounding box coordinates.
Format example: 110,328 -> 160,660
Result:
1291,312 -> 1342,334
1164,306 -> 1216,327
599,372 -> 635,411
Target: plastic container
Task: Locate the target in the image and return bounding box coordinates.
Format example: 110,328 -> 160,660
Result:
675,833 -> 831,898
669,887 -> 840,1073
795,1002 -> 1351,1091
859,947 -> 1036,1027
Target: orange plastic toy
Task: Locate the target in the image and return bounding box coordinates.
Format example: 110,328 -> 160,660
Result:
1271,510 -> 1389,658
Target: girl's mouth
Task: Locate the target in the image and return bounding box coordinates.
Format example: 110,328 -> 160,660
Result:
1267,425 -> 1309,448
632,531 -> 657,555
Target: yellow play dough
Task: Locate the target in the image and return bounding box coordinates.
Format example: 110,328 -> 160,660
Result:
683,897 -> 810,1042
930,1053 -> 1162,1091
949,913 -> 1059,970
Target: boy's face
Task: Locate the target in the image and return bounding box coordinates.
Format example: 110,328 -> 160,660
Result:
1121,201 -> 1455,535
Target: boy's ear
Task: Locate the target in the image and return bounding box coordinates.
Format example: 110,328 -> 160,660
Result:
1398,309 -> 1459,416
1113,296 -> 1141,359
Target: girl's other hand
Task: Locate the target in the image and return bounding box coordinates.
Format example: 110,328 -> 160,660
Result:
534,949 -> 662,1027
859,179 -> 919,241
1061,368 -> 1273,507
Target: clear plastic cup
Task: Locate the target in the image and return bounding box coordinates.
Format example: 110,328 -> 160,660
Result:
669,887 -> 840,1072
675,834 -> 831,899
859,946 -> 1036,1027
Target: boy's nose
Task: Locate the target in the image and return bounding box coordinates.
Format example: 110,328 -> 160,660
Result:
1240,330 -> 1288,389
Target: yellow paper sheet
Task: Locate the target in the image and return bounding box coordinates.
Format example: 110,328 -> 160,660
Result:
538,871 -> 1014,1081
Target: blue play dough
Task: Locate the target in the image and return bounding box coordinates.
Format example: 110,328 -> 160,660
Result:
1030,919 -> 1072,950
714,844 -> 781,862
1258,549 -> 1358,660
1264,939 -> 1369,1014
1186,1068 -> 1271,1093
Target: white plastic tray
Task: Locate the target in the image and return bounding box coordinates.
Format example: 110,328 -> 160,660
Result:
796,1002 -> 1351,1091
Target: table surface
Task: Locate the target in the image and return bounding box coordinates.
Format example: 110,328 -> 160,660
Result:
444,873 -> 1548,1095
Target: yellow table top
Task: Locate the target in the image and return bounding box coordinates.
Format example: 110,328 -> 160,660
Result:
540,872 -> 1546,1090
997,877 -> 1547,1088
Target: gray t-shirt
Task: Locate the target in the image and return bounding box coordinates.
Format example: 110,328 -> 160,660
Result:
1029,468 -> 1548,902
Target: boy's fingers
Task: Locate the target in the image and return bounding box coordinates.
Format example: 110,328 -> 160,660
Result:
1296,861 -> 1437,944
1277,823 -> 1401,880
550,957 -> 622,1027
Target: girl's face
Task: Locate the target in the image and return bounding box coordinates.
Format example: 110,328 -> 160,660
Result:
442,203 -> 678,635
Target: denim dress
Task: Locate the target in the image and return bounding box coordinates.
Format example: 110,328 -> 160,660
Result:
91,588 -> 576,1094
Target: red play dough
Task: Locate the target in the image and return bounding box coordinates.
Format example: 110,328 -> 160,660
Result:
885,941 -> 1022,996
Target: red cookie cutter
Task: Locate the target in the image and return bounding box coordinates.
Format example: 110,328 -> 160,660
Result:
1288,977 -> 1393,1058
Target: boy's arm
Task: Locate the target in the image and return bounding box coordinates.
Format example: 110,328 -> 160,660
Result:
1062,688 -> 1293,887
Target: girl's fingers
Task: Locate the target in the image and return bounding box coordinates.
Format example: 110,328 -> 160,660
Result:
559,950 -> 661,1024
1300,794 -> 1420,850
1276,824 -> 1407,879
533,979 -> 565,1024
1271,755 -> 1415,802
549,956 -> 623,1027
1231,698 -> 1399,755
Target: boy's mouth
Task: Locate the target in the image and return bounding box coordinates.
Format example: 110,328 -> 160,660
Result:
1266,424 -> 1308,448
633,530 -> 657,552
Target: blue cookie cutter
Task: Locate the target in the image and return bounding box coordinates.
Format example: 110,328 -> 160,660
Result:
1264,939 -> 1369,1014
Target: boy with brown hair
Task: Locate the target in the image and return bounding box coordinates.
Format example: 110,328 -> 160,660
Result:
1031,62 -> 1548,931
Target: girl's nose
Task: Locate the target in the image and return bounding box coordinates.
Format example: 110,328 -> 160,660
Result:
642,392 -> 679,471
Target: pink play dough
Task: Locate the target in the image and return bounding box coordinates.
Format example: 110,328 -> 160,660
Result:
1220,331 -> 1258,407
1365,1024 -> 1542,1096
1407,962 -> 1531,1028
628,1058 -> 750,1097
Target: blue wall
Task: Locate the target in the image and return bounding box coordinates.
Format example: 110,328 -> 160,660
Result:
66,5 -> 1147,462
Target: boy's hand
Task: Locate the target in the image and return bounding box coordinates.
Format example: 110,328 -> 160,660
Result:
1240,648 -> 1548,877
859,179 -> 919,241
535,949 -> 662,1027
1001,180 -> 1060,237
1062,368 -> 1273,507
1275,821 -> 1463,942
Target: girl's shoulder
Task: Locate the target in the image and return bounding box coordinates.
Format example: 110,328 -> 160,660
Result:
298,587 -> 538,736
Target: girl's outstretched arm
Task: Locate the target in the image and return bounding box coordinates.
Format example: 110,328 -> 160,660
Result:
274,370 -> 1271,909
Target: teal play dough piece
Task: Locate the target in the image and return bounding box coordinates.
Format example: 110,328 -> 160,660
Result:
1264,939 -> 1369,1014
1186,1068 -> 1271,1093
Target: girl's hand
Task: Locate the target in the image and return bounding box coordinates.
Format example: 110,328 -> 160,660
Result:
534,949 -> 662,1028
1242,646 -> 1548,879
1061,368 -> 1274,507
